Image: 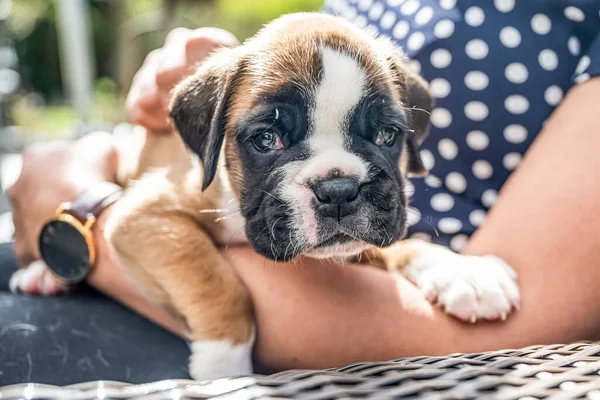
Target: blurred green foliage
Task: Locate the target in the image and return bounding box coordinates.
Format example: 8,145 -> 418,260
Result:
5,0 -> 322,138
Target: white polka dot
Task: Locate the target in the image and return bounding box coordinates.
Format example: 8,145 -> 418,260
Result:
420,149 -> 435,170
575,73 -> 591,84
431,193 -> 455,212
464,71 -> 489,91
429,78 -> 451,98
358,0 -> 373,12
431,108 -> 452,129
465,6 -> 485,27
503,152 -> 522,170
544,85 -> 563,106
354,15 -> 368,28
438,218 -> 462,234
499,26 -> 521,48
465,39 -> 489,60
505,95 -> 530,114
538,49 -> 559,71
425,174 -> 442,188
407,207 -> 421,226
408,59 -> 421,74
568,36 -> 580,56
450,234 -> 468,251
439,0 -> 455,10
368,2 -> 385,20
430,48 -> 452,68
575,55 -> 591,75
392,20 -> 410,39
481,189 -> 498,208
445,172 -> 466,193
400,0 -> 420,15
404,180 -> 415,197
469,209 -> 487,227
438,138 -> 458,160
466,130 -> 489,151
503,124 -> 528,143
505,63 -> 528,84
434,19 -> 455,39
472,160 -> 493,179
564,6 -> 585,22
464,101 -> 489,121
415,6 -> 433,25
386,0 -> 404,5
407,31 -> 425,51
379,10 -> 397,30
343,6 -> 358,21
531,14 -> 552,35
494,0 -> 514,13
410,232 -> 432,241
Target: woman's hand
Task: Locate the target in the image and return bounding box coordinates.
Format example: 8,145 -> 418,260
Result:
7,132 -> 118,267
126,27 -> 239,133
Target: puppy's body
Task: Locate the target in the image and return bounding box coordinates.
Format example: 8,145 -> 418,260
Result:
13,13 -> 520,381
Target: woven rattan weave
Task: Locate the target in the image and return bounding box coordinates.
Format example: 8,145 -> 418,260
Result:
2,342 -> 600,399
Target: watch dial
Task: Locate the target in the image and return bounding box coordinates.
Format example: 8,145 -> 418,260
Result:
39,220 -> 91,283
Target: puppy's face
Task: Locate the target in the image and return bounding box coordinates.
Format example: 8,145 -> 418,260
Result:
170,13 -> 432,261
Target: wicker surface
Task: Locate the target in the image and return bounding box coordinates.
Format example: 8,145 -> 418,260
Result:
2,342 -> 600,399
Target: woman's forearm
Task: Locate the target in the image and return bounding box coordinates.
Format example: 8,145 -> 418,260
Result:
462,77 -> 600,341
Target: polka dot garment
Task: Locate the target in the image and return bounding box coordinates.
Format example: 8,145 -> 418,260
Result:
323,0 -> 600,251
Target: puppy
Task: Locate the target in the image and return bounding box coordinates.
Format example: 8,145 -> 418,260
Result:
14,13 -> 520,381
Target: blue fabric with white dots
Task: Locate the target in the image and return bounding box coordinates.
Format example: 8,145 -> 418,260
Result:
323,0 -> 600,251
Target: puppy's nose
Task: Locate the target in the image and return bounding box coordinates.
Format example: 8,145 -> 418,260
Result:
313,177 -> 360,204
312,178 -> 360,220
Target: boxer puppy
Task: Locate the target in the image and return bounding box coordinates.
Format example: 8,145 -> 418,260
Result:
13,12 -> 520,381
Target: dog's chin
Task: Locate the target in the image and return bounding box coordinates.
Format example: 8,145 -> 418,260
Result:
303,238 -> 372,260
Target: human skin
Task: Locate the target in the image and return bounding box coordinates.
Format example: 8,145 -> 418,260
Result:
84,77 -> 600,371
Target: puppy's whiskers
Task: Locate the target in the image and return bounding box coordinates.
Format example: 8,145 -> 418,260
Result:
260,189 -> 285,203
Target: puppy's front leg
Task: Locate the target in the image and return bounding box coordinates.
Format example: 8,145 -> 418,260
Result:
107,209 -> 254,381
367,239 -> 520,323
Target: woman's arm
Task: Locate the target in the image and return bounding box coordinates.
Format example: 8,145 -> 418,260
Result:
87,79 -> 600,372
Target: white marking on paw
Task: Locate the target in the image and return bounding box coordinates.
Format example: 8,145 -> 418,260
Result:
10,260 -> 68,296
189,332 -> 255,382
404,246 -> 520,322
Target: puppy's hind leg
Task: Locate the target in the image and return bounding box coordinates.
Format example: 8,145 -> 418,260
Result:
106,200 -> 254,381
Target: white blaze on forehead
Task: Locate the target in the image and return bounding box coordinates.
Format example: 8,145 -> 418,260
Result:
275,47 -> 372,249
310,46 -> 367,153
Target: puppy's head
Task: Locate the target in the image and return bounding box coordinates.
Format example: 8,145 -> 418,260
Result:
170,13 -> 432,261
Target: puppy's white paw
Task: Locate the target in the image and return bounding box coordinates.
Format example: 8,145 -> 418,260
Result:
9,260 -> 68,296
189,334 -> 254,382
405,248 -> 520,322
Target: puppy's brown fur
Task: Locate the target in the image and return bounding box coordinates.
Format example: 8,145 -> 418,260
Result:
106,12 -> 436,378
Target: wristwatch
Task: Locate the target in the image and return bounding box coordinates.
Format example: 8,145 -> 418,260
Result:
38,182 -> 124,285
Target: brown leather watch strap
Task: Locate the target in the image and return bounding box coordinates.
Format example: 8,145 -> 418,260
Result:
68,182 -> 124,221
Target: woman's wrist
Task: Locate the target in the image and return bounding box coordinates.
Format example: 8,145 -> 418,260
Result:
87,204 -> 186,337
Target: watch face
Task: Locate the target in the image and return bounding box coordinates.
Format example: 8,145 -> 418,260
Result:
39,220 -> 92,284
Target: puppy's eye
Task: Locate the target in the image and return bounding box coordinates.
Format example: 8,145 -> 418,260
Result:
375,128 -> 398,146
252,130 -> 284,152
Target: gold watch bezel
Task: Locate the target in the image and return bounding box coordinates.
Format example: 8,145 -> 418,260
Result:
40,202 -> 97,284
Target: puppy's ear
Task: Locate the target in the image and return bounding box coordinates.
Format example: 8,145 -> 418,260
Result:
378,38 -> 434,177
169,48 -> 243,190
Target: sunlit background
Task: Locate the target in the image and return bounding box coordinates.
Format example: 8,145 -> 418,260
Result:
0,0 -> 321,214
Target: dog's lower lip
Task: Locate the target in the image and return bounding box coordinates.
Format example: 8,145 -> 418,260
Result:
315,233 -> 354,248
